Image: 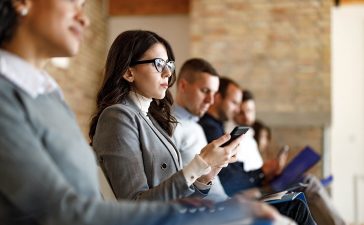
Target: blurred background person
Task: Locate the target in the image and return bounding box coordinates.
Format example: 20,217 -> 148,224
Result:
237,89 -> 346,225
199,78 -> 316,225
252,120 -> 273,159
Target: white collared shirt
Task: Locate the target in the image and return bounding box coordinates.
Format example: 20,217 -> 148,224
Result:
225,121 -> 263,171
0,49 -> 61,99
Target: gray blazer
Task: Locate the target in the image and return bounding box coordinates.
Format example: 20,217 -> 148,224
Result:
93,96 -> 205,201
0,76 -> 180,225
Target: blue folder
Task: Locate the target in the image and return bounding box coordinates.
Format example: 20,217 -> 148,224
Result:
270,146 -> 321,192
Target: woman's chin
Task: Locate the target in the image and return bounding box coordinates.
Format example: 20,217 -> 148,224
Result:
155,93 -> 166,100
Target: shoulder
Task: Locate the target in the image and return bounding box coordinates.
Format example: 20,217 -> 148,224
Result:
0,76 -> 21,100
99,102 -> 140,123
199,118 -> 219,131
0,77 -> 28,114
176,119 -> 204,133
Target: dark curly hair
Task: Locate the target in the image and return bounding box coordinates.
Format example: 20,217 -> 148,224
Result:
89,30 -> 177,143
0,0 -> 18,46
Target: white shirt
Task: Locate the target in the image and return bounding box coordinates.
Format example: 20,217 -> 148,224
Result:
0,49 -> 61,99
225,120 -> 263,171
173,104 -> 229,202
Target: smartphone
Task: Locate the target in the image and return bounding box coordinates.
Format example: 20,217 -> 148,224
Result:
221,126 -> 249,147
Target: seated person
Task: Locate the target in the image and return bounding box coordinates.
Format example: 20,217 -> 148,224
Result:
90,30 -> 241,201
200,82 -> 285,194
173,58 -> 229,202
253,121 -> 346,225
252,120 -> 273,159
239,89 -> 345,225
0,1 -> 292,224
199,78 -> 316,225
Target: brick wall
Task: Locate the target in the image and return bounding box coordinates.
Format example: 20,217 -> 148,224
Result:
45,0 -> 107,140
191,0 -> 332,176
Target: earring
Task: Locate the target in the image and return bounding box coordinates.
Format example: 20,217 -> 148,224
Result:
20,8 -> 28,16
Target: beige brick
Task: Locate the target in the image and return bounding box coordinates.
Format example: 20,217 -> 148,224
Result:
191,0 -> 332,176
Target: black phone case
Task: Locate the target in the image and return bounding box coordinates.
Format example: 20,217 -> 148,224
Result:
221,126 -> 249,147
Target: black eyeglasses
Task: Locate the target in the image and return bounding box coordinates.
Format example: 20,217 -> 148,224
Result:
130,58 -> 175,73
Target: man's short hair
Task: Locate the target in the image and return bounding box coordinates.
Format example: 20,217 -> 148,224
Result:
242,90 -> 254,102
218,77 -> 241,98
177,58 -> 219,83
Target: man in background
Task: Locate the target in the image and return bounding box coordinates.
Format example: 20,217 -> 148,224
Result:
173,58 -> 228,202
199,78 -> 316,225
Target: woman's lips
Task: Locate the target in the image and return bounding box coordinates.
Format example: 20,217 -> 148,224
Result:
160,83 -> 169,89
69,26 -> 84,41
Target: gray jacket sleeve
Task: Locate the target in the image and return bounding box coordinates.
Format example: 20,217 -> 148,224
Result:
93,105 -> 196,201
0,90 -> 179,225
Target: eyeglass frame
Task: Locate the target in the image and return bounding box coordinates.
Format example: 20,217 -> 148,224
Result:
130,58 -> 175,73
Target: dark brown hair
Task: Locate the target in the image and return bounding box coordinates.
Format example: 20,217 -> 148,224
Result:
252,120 -> 271,145
177,58 -> 219,84
218,77 -> 241,98
242,89 -> 254,102
0,0 -> 18,46
89,30 -> 177,143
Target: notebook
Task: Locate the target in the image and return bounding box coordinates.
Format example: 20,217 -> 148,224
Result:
270,146 -> 321,192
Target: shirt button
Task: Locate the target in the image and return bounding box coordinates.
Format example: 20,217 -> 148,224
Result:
161,163 -> 167,169
217,206 -> 225,211
179,208 -> 187,214
190,176 -> 195,180
249,177 -> 255,183
189,208 -> 197,213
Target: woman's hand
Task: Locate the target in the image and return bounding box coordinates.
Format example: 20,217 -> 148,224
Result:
197,166 -> 222,184
199,133 -> 243,168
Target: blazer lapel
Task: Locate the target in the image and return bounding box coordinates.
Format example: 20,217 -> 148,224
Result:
140,112 -> 182,170
123,96 -> 182,170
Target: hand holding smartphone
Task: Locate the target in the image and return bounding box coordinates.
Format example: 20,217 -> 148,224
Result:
221,126 -> 249,147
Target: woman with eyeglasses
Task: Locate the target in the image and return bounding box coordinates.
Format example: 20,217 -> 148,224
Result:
0,0 -> 294,224
89,30 -> 243,201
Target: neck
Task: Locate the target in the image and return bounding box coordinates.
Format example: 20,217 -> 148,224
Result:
206,106 -> 221,121
2,29 -> 53,69
175,92 -> 184,108
130,91 -> 152,115
175,93 -> 196,117
3,44 -> 48,69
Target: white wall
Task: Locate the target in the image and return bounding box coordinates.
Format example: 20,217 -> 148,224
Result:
331,5 -> 364,223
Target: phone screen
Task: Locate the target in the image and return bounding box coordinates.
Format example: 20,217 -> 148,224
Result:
221,126 -> 249,147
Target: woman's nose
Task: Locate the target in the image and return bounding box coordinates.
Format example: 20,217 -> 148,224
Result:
161,67 -> 172,78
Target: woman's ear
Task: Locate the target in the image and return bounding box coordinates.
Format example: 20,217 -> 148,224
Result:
123,68 -> 135,82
